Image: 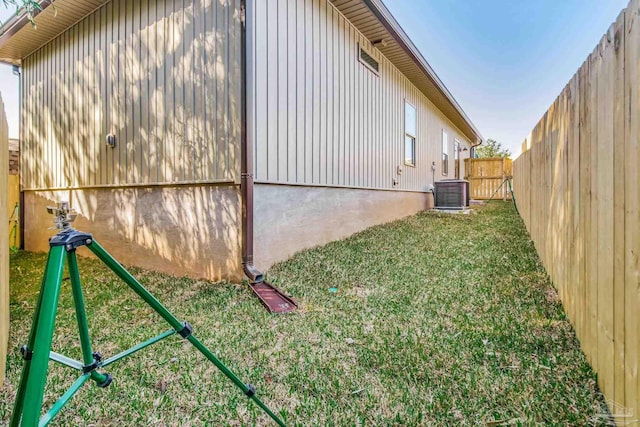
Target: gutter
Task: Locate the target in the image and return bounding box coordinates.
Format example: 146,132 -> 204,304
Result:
17,65 -> 24,250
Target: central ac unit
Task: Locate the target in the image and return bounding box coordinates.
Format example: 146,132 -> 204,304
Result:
434,180 -> 470,209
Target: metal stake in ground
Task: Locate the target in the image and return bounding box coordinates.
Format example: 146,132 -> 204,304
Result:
8,202 -> 19,251
486,176 -> 519,215
10,202 -> 286,427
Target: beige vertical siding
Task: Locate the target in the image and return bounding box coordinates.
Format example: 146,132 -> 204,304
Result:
21,0 -> 241,191
0,93 -> 9,387
513,4 -> 639,418
248,0 -> 472,192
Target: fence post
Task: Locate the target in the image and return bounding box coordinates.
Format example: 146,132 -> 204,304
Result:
502,157 -> 507,201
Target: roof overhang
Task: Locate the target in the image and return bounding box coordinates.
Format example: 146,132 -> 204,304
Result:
0,0 -> 108,65
331,0 -> 483,144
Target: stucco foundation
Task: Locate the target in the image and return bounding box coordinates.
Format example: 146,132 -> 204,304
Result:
24,184 -> 433,281
24,185 -> 243,282
254,184 -> 434,270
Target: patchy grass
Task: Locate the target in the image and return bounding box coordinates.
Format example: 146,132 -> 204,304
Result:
0,203 -> 608,426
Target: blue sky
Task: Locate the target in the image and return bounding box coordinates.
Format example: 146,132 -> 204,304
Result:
384,0 -> 628,156
0,1 -> 631,157
0,6 -> 19,141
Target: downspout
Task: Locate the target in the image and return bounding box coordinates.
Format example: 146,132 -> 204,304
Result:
469,138 -> 483,159
16,64 -> 24,250
240,0 -> 264,283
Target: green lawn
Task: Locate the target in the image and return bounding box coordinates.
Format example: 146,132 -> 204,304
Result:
0,203 -> 609,426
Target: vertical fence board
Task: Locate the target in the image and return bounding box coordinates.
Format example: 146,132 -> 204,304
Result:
596,30 -> 615,399
568,74 -> 580,333
578,60 -> 591,360
588,46 -> 599,375
612,11 -> 627,407
0,94 -> 8,388
625,0 -> 640,414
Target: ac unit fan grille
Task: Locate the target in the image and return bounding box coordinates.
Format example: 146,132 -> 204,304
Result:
434,180 -> 470,209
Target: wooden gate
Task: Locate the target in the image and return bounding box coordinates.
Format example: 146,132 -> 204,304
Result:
464,157 -> 512,200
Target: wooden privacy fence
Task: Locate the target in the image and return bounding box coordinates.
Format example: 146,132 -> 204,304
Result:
513,1 -> 639,418
0,94 -> 8,388
464,157 -> 512,200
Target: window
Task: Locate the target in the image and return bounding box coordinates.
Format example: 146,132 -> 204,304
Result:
454,139 -> 460,178
405,102 -> 417,166
442,130 -> 449,175
359,44 -> 380,75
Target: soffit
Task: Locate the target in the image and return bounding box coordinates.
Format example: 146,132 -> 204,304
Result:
331,0 -> 482,143
0,0 -> 108,65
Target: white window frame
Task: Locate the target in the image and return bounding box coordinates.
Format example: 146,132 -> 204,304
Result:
442,130 -> 449,176
404,101 -> 417,167
454,139 -> 460,178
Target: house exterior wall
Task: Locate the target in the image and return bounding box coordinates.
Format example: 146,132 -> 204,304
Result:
21,0 -> 241,190
19,0 -> 244,281
254,184 -> 433,269
18,0 -> 477,281
247,0 -> 471,269
248,0 -> 473,192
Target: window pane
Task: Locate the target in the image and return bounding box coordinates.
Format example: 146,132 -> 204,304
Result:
405,135 -> 415,165
454,141 -> 459,160
405,103 -> 416,136
442,130 -> 448,154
